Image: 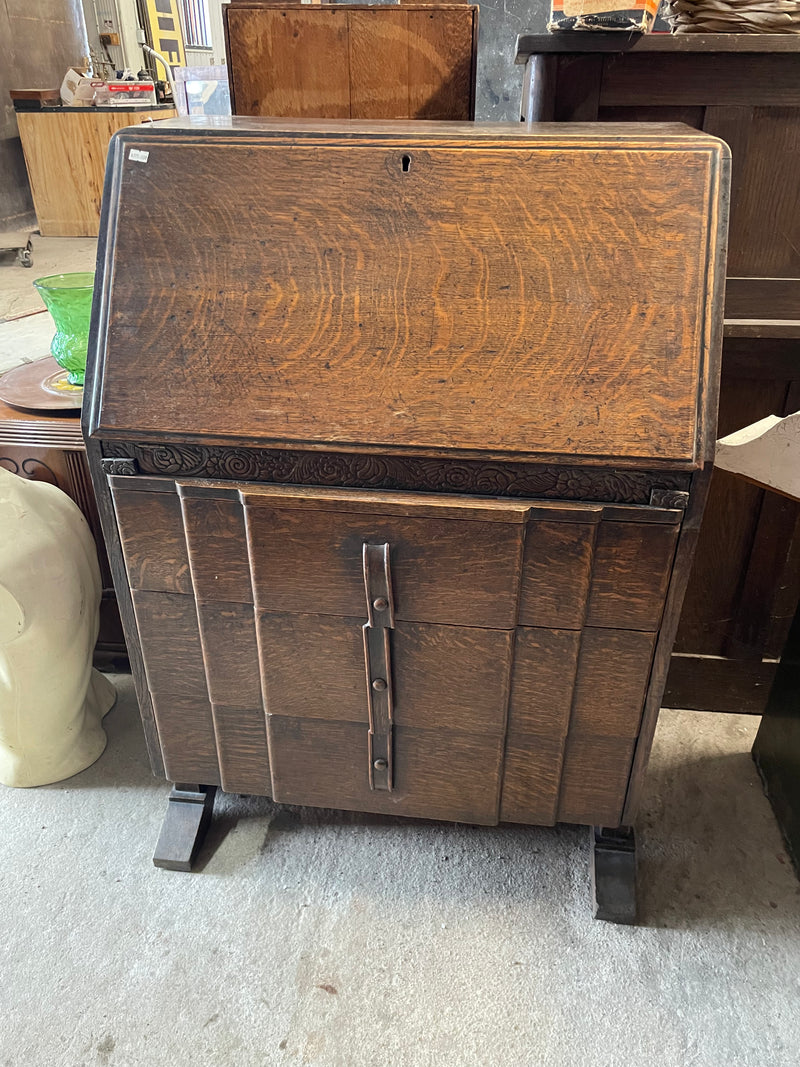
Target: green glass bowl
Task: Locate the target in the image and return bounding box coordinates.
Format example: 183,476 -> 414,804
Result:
33,271 -> 95,387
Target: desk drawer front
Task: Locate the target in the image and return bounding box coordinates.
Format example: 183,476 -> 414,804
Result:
111,476 -> 677,825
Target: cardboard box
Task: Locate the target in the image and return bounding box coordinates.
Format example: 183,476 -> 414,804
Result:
549,0 -> 659,31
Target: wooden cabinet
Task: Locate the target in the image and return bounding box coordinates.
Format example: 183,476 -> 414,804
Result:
514,33 -> 800,715
16,107 -> 177,237
225,2 -> 478,120
84,118 -> 728,917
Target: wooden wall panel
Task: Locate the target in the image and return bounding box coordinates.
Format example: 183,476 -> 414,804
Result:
226,4 -> 477,121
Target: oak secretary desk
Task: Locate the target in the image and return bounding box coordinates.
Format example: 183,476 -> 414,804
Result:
84,118 -> 729,922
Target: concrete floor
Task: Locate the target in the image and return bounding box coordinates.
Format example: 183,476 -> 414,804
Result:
1,675 -> 798,1067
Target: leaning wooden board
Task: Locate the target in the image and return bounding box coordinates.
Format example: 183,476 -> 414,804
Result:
84,118 -> 729,921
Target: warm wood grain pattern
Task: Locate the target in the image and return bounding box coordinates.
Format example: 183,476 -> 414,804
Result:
570,628 -> 656,738
513,40 -> 797,713
500,736 -> 564,826
507,628 -> 582,736
16,108 -> 175,237
84,119 -> 727,876
228,7 -> 351,118
226,5 -> 477,121
349,9 -> 410,120
558,735 -> 636,826
267,718 -> 503,824
406,8 -> 475,120
179,489 -> 253,603
244,496 -> 527,628
112,486 -> 192,594
90,121 -> 726,468
196,601 -> 262,706
131,590 -> 220,784
586,521 -> 679,631
211,705 -> 270,795
260,612 -> 514,733
518,517 -> 599,629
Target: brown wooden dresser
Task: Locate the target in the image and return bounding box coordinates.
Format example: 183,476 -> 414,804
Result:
84,118 -> 729,920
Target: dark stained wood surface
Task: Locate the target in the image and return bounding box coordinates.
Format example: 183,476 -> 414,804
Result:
85,121 -> 727,860
88,121 -> 727,469
515,33 -> 800,58
513,40 -> 799,716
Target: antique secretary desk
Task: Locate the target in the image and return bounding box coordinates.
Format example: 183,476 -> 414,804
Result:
84,118 -> 729,922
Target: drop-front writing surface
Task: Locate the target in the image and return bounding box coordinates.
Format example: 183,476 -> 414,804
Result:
90,119 -> 726,467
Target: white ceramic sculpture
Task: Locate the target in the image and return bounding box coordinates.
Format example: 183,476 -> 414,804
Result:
0,466 -> 115,787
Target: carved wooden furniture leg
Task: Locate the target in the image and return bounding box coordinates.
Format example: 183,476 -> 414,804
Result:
591,825 -> 637,924
153,784 -> 217,871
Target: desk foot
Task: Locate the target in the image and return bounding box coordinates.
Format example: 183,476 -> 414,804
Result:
153,783 -> 217,871
591,825 -> 637,924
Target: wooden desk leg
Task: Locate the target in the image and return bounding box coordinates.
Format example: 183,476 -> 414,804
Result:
591,825 -> 637,924
153,784 -> 217,871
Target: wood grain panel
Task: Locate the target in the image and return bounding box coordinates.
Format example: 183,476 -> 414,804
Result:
227,7 -> 351,117
96,124 -> 724,465
349,9 -> 409,119
259,613 -> 513,734
570,628 -> 656,738
387,620 -> 513,733
407,9 -> 474,120
500,735 -> 564,826
211,704 -> 270,795
131,590 -> 220,784
714,107 -> 800,278
519,519 -> 598,629
507,627 -> 581,737
179,490 -> 253,603
586,521 -> 679,631
259,612 -> 366,722
245,502 -> 526,628
112,487 -> 192,594
196,601 -> 262,706
267,718 -> 502,824
557,735 -> 635,826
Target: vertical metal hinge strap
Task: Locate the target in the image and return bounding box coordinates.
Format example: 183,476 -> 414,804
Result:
362,543 -> 395,792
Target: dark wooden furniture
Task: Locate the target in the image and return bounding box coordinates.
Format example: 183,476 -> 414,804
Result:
84,117 -> 729,920
514,33 -> 800,716
0,395 -> 124,655
225,2 -> 478,120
